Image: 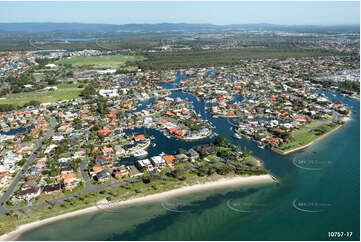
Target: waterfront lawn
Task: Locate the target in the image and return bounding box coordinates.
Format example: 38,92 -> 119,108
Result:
0,85 -> 83,107
291,120 -> 319,134
277,122 -> 340,152
0,172 -> 238,236
0,139 -> 268,235
55,55 -> 146,68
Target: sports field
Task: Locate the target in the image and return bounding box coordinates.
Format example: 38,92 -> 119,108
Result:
55,55 -> 146,68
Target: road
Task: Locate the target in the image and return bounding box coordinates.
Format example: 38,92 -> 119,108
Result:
80,130 -> 96,193
14,177 -> 139,214
0,116 -> 57,216
3,124 -> 139,215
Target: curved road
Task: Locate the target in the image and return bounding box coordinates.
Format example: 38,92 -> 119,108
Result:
0,116 -> 57,216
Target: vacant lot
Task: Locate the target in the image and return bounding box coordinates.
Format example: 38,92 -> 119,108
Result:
55,55 -> 146,68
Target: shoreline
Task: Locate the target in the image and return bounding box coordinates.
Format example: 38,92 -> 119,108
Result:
272,122 -> 344,155
0,174 -> 274,241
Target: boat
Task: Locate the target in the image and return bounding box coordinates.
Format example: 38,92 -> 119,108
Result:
271,175 -> 279,182
133,149 -> 148,158
152,143 -> 156,147
233,133 -> 242,139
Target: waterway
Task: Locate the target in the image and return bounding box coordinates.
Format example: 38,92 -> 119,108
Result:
0,126 -> 32,135
18,74 -> 360,240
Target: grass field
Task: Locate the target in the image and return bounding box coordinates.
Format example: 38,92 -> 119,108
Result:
55,55 -> 146,68
0,85 -> 83,106
278,122 -> 340,152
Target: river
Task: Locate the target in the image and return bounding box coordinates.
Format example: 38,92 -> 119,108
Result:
17,74 -> 360,241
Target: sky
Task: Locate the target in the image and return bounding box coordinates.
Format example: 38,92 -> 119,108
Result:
0,1 -> 359,26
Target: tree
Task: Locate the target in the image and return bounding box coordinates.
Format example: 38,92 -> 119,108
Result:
177,148 -> 185,154
24,100 -> 41,107
242,147 -> 252,157
0,104 -> 15,112
214,136 -> 228,146
47,79 -> 56,85
142,175 -> 151,184
81,84 -> 96,98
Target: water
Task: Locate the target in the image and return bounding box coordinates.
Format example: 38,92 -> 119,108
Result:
50,38 -> 108,42
0,126 -> 32,135
17,82 -> 360,240
182,37 -> 197,41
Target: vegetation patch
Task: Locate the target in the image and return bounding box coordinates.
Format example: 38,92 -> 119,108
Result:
278,122 -> 341,151
55,55 -> 146,68
0,85 -> 83,107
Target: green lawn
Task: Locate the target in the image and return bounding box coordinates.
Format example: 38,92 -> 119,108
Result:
0,172 -> 241,235
278,123 -> 340,152
291,120 -> 319,134
55,55 -> 146,68
0,86 -> 83,106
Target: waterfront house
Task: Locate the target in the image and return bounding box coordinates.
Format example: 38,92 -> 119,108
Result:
136,159 -> 153,171
112,165 -> 129,178
187,149 -> 200,161
42,184 -> 61,194
150,156 -> 167,167
16,187 -> 41,200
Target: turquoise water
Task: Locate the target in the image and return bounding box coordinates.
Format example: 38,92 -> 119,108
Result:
18,87 -> 360,240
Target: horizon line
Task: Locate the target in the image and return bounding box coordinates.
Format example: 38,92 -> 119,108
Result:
0,21 -> 359,27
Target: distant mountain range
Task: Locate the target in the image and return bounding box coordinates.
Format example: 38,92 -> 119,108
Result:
0,22 -> 359,34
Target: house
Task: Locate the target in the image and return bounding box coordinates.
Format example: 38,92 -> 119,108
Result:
52,135 -> 64,142
99,89 -> 119,98
98,127 -> 110,137
92,165 -> 104,174
134,134 -> 145,141
95,155 -> 111,166
112,165 -> 129,178
162,155 -> 175,169
150,156 -> 166,167
16,187 -> 41,200
102,146 -> 113,154
21,174 -> 39,190
57,172 -> 80,190
175,153 -> 188,161
61,166 -> 73,174
42,184 -> 61,194
29,167 -> 42,175
95,170 -> 111,182
187,149 -> 199,160
136,159 -> 153,171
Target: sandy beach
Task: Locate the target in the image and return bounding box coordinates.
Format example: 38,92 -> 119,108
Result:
0,174 -> 274,241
